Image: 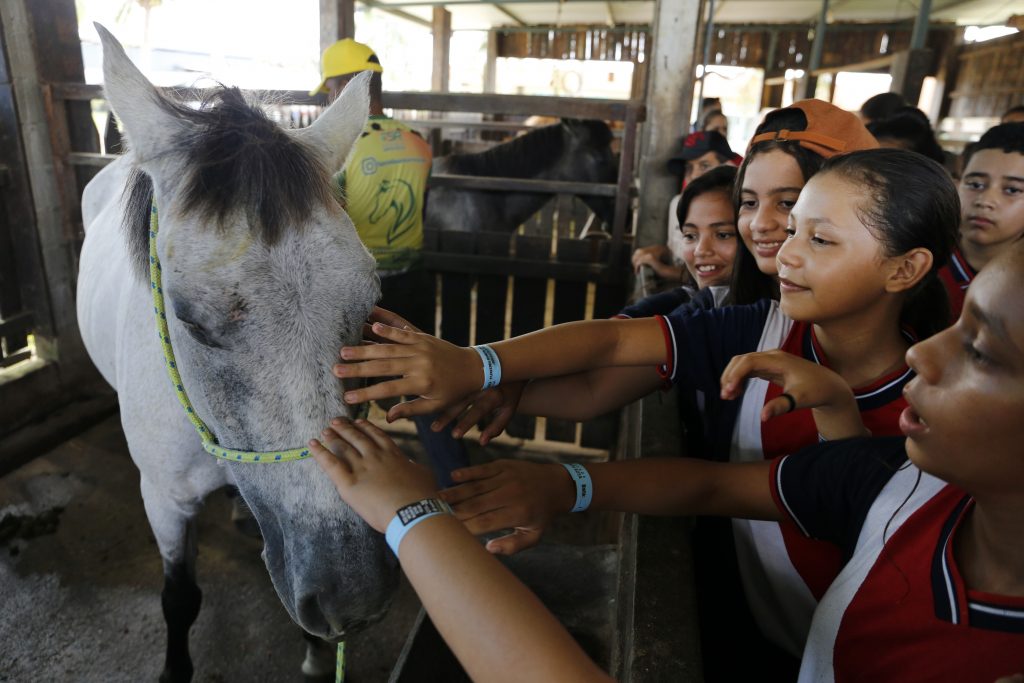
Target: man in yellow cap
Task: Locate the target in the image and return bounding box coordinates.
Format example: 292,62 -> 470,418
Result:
314,39 -> 467,484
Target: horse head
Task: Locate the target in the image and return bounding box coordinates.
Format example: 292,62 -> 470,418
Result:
98,25 -> 396,641
560,119 -> 618,226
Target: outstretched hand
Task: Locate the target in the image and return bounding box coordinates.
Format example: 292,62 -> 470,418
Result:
719,350 -> 868,440
310,418 -> 437,532
334,323 -> 483,421
438,460 -> 573,555
431,381 -> 527,445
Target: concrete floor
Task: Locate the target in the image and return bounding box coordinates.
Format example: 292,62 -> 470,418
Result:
0,415 -> 419,683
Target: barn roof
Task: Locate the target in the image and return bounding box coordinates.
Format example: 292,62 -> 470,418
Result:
366,0 -> 1020,31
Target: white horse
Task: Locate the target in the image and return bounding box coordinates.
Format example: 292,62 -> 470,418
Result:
77,26 -> 394,682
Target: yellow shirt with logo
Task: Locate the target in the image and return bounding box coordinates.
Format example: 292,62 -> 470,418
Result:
337,116 -> 431,273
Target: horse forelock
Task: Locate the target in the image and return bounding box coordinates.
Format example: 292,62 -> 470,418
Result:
120,87 -> 336,280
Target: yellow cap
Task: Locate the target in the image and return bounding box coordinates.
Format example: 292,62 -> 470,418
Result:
310,39 -> 383,95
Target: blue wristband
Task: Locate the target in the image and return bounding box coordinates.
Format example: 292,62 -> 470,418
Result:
472,344 -> 502,389
385,498 -> 452,556
562,463 -> 593,512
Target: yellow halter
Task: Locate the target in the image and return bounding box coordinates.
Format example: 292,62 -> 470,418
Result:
148,203 -> 312,463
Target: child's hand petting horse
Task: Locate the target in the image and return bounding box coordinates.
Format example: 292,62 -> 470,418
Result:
334,323 -> 481,421
431,381 -> 527,444
310,418 -> 437,532
438,459 -> 572,555
719,350 -> 869,441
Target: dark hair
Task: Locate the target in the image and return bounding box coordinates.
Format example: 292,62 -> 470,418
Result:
701,97 -> 721,109
675,164 -> 738,227
701,109 -> 726,130
1002,105 -> 1024,121
866,108 -> 945,164
860,92 -> 907,123
728,108 -> 826,304
821,148 -> 957,339
972,122 -> 1024,156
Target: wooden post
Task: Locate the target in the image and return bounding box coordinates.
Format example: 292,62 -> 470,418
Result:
0,0 -> 87,371
695,0 -> 716,128
758,29 -> 779,108
890,48 -> 934,107
797,0 -> 829,100
320,0 -> 355,56
26,0 -> 98,260
432,7 -> 451,92
483,30 -> 497,94
910,0 -> 933,50
430,7 -> 451,154
634,0 -> 703,257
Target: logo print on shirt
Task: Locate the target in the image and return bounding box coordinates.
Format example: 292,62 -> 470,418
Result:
368,178 -> 416,244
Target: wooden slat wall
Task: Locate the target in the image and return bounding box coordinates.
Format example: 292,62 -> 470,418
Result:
495,23 -> 957,77
948,33 -> 1024,119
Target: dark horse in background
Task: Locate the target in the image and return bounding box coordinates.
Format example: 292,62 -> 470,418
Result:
425,118 -> 617,233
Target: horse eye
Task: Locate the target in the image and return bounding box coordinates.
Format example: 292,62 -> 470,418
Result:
178,318 -> 222,348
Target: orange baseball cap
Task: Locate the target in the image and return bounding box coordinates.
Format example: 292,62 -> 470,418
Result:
747,99 -> 879,158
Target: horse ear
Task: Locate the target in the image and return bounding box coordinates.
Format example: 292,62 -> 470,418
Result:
295,71 -> 370,174
95,23 -> 184,170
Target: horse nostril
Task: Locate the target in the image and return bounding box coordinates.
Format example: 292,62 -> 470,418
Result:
296,593 -> 331,637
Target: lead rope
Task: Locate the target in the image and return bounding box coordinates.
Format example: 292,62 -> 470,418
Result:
148,203 -> 346,680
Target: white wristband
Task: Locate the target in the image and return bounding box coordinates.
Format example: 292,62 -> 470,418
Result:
562,463 -> 593,512
385,498 -> 452,555
472,344 -> 502,389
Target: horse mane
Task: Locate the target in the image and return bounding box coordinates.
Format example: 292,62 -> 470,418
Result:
439,122 -> 570,179
122,86 -> 334,280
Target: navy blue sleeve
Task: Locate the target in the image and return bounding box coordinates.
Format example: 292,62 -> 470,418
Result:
618,287 -> 695,318
657,298 -> 773,395
771,436 -> 909,560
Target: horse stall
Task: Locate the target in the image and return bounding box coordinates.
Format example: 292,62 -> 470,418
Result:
0,35 -> 703,683
40,79 -> 703,679
0,0 -> 706,680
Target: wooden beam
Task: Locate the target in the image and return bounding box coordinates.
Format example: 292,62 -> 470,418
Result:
493,3 -> 526,26
359,0 -> 432,28
0,0 -> 88,372
51,83 -> 646,121
432,6 -> 451,92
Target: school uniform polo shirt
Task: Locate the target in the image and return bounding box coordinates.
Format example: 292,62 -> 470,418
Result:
938,247 -> 976,320
656,300 -> 913,654
773,436 -> 1024,682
